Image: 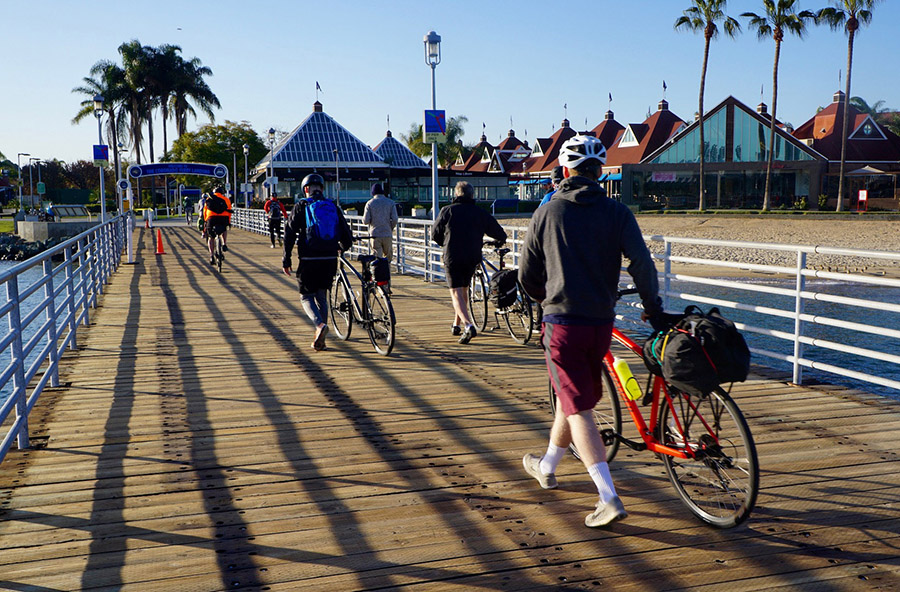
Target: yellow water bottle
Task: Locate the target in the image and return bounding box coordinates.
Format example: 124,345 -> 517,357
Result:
612,357 -> 643,401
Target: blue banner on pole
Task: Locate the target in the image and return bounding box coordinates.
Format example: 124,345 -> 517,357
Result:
424,110 -> 447,144
93,145 -> 109,166
128,163 -> 228,178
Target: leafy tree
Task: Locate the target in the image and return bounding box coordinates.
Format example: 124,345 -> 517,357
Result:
742,0 -> 816,212
818,0 -> 880,211
401,115 -> 469,168
675,0 -> 741,211
163,121 -> 267,192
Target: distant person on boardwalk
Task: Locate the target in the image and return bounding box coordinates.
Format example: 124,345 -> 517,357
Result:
264,192 -> 288,248
519,134 -> 662,529
202,187 -> 232,265
197,193 -> 208,233
363,183 -> 398,261
538,166 -> 564,208
431,181 -> 507,344
282,173 -> 352,352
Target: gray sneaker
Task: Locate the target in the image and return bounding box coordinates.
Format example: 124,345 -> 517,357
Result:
585,496 -> 627,528
522,453 -> 557,489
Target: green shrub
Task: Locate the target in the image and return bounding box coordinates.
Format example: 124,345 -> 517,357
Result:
818,194 -> 828,209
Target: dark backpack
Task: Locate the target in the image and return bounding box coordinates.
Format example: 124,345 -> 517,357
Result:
643,306 -> 750,395
207,194 -> 228,215
304,198 -> 340,250
489,269 -> 518,308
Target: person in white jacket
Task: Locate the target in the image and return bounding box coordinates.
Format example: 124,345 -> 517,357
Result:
363,184 -> 398,261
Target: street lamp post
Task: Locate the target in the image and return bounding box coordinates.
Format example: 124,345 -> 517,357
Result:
28,157 -> 38,211
35,160 -> 43,209
242,144 -> 249,207
116,141 -> 125,215
424,31 -> 442,220
16,153 -> 30,214
93,94 -> 107,222
333,148 -> 340,207
267,128 -> 276,198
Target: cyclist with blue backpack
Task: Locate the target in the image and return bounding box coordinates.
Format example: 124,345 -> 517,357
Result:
282,173 -> 352,351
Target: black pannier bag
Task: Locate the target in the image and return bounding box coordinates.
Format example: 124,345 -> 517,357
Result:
489,269 -> 518,308
642,306 -> 750,396
371,257 -> 390,284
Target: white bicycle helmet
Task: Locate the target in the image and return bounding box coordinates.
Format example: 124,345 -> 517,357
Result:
558,134 -> 607,169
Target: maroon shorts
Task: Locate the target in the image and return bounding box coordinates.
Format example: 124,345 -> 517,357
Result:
543,322 -> 614,416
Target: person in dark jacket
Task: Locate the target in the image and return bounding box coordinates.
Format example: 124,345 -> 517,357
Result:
282,174 -> 352,351
519,134 -> 661,529
431,181 -> 507,344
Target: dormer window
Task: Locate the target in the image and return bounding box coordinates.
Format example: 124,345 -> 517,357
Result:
620,126 -> 639,147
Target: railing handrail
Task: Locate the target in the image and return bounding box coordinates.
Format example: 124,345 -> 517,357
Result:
229,207 -> 900,395
0,215 -> 127,465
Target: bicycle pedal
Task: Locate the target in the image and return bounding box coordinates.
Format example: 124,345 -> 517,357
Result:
600,429 -> 617,447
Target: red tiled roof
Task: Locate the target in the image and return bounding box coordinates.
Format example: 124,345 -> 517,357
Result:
590,112 -> 626,151
497,130 -> 527,152
793,94 -> 900,162
528,120 -> 578,173
606,101 -> 685,167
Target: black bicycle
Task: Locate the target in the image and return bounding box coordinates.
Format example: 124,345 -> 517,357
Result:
330,251 -> 396,355
468,244 -> 536,344
208,227 -> 225,273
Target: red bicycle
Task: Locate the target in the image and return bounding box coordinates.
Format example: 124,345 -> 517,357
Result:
549,289 -> 759,528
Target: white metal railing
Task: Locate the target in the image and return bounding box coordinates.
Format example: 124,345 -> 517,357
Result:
0,216 -> 127,464
231,208 -> 900,395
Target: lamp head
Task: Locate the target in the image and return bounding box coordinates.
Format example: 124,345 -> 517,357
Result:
267,128 -> 276,143
242,143 -> 249,154
93,94 -> 104,115
424,31 -> 441,66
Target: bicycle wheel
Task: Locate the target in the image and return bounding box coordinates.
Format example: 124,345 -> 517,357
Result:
469,271 -> 488,333
659,386 -> 759,528
329,274 -> 353,340
366,285 -> 396,356
503,282 -> 534,344
547,365 -> 622,463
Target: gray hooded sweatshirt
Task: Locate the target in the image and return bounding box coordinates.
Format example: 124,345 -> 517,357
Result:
519,175 -> 660,323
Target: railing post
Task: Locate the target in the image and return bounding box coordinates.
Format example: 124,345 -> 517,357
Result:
663,239 -> 672,311
792,251 -> 807,385
127,214 -> 135,264
7,277 -> 29,451
43,258 -> 60,387
65,244 -> 78,348
79,238 -> 91,326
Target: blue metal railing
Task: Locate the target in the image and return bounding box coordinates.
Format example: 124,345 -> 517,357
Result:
0,216 -> 126,464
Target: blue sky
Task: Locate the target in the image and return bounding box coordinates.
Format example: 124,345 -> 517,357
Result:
3,0 -> 899,166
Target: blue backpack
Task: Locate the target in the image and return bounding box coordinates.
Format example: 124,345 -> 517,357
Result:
304,198 -> 340,250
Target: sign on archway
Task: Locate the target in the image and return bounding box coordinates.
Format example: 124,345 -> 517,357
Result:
127,163 -> 228,179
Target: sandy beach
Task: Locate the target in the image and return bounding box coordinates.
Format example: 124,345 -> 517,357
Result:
501,215 -> 900,278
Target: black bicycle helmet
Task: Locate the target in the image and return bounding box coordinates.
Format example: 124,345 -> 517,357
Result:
301,173 -> 325,192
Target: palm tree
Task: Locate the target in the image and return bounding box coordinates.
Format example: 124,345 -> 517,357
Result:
72,61 -> 128,183
147,44 -> 184,156
742,1 -> 816,211
118,40 -> 154,164
818,0 -> 880,211
170,57 -> 220,139
675,0 -> 741,211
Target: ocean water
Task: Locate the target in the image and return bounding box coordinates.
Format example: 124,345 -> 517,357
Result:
654,277 -> 900,401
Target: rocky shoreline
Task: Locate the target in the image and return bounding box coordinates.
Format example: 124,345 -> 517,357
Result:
0,233 -> 67,261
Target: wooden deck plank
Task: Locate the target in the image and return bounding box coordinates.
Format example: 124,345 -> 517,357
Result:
1,223 -> 899,591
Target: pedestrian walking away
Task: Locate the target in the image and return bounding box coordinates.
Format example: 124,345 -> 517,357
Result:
264,192 -> 288,248
282,173 -> 352,352
363,183 -> 398,261
538,165 -> 564,208
519,134 -> 662,528
431,181 -> 507,344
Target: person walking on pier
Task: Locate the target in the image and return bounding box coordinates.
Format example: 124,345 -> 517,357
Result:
282,173 -> 352,351
431,181 -> 507,344
519,134 -> 661,528
264,192 -> 288,248
363,183 -> 398,261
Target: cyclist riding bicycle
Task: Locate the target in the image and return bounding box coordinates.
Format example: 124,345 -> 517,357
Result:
202,186 -> 232,266
519,134 -> 662,529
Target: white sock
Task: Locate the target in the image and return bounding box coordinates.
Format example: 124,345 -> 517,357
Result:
539,444 -> 566,475
588,461 -> 618,504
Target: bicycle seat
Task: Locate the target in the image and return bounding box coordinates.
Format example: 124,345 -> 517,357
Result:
357,254 -> 377,264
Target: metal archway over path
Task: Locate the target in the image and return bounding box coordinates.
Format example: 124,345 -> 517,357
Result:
127,162 -> 229,181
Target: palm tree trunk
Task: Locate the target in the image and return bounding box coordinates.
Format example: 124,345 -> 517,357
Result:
698,36 -> 710,211
161,104 -> 169,156
836,30 -> 854,212
147,109 -> 156,164
764,39 -> 782,212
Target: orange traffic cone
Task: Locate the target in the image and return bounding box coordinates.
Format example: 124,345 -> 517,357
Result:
155,228 -> 165,255
145,218 -> 149,228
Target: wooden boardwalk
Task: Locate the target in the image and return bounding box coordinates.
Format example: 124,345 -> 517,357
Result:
1,223 -> 899,591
